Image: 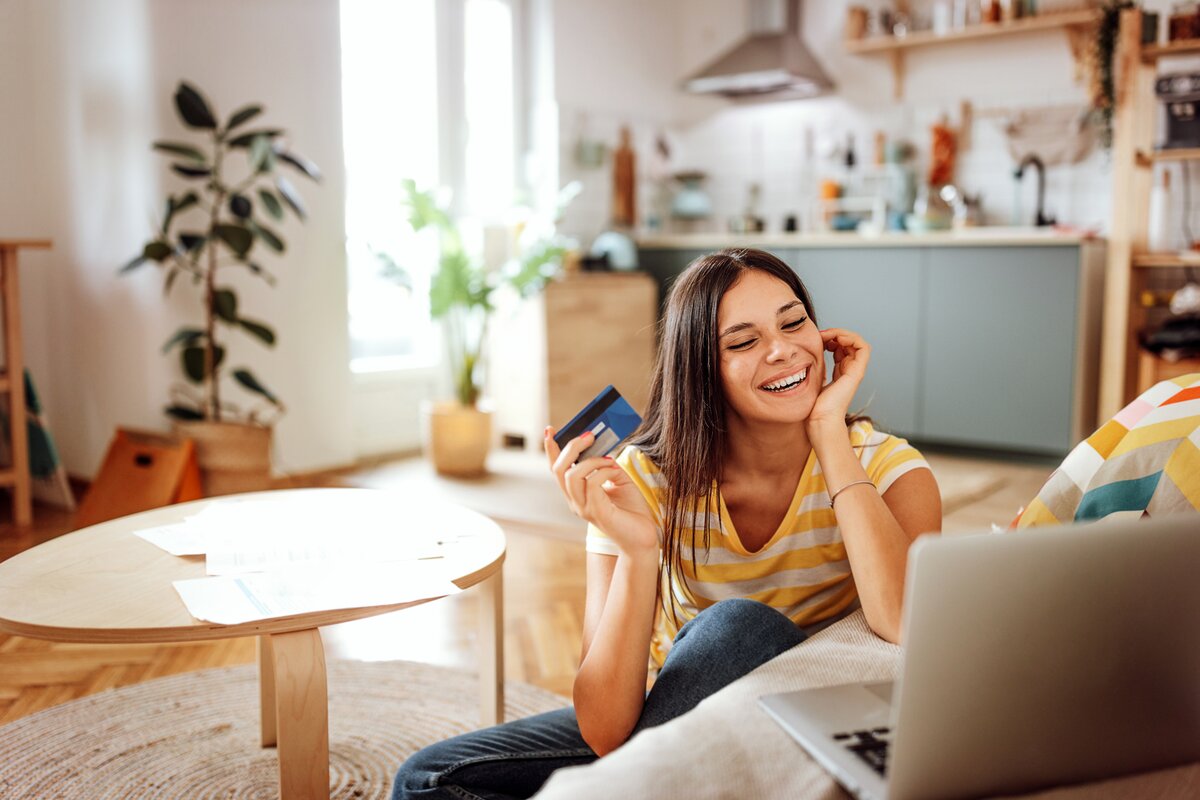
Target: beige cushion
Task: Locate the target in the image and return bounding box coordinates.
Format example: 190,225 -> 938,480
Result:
533,611 -> 1200,799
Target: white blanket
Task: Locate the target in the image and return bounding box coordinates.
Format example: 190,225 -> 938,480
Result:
533,611 -> 1200,799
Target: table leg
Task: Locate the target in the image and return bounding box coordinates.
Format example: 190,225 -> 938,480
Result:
270,627 -> 329,800
258,635 -> 277,747
479,568 -> 504,727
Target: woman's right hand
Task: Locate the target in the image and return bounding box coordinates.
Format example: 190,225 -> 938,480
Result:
545,427 -> 659,555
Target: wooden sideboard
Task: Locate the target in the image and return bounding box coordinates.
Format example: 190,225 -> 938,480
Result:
488,271 -> 657,451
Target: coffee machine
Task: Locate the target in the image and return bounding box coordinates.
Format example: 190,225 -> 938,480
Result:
1156,73 -> 1200,149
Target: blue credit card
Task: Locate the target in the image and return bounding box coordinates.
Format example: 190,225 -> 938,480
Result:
553,385 -> 642,461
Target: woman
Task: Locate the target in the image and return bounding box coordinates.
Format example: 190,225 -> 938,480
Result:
392,248 -> 941,800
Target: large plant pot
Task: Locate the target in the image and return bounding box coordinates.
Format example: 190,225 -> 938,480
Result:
422,401 -> 492,477
172,420 -> 273,497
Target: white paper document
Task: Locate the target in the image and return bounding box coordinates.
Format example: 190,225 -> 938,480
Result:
135,522 -> 212,556
172,560 -> 463,625
134,491 -> 487,563
203,534 -> 451,576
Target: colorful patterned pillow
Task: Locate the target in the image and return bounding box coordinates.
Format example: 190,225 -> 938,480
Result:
1015,374 -> 1200,527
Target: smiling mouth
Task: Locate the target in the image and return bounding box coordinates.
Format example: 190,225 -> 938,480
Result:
760,367 -> 810,393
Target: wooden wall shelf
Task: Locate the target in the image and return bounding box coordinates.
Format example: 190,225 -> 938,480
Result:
1142,39 -> 1200,63
844,9 -> 1099,54
1136,148 -> 1200,167
844,9 -> 1099,99
1133,253 -> 1200,269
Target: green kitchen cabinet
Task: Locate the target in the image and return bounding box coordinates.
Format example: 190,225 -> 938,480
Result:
918,246 -> 1082,454
789,248 -> 924,437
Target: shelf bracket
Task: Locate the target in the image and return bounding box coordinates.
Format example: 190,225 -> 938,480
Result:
1065,22 -> 1097,85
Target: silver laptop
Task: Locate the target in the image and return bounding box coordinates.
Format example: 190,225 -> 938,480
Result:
759,516 -> 1200,800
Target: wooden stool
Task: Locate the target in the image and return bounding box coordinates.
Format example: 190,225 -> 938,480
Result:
0,239 -> 51,526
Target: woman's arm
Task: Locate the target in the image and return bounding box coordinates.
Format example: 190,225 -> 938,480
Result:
574,549 -> 658,755
808,422 -> 941,644
806,329 -> 942,644
545,429 -> 661,755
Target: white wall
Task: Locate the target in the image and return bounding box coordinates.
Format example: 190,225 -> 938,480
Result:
2,0 -> 353,479
552,0 -> 689,243
551,0 -> 1189,240
668,1 -> 1115,232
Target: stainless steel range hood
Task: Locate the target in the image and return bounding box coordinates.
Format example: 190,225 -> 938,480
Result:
683,0 -> 833,100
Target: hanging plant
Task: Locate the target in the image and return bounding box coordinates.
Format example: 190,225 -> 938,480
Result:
1090,1 -> 1138,150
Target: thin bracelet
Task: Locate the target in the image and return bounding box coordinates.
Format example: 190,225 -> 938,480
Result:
828,479 -> 875,507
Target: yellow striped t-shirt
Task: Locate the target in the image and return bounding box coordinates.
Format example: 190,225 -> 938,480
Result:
585,420 -> 930,667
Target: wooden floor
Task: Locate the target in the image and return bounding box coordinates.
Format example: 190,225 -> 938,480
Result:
0,448 -> 1052,725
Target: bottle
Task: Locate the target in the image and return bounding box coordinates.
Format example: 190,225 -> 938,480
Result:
1148,169 -> 1174,253
843,133 -> 857,196
612,126 -> 636,228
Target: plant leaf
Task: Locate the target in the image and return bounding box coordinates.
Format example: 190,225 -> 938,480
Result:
120,255 -> 148,273
250,135 -> 273,173
238,318 -> 276,345
244,262 -> 277,286
429,250 -> 475,318
275,176 -> 306,221
163,191 -> 200,232
212,288 -> 238,322
162,327 -> 205,354
374,248 -> 412,291
228,128 -> 284,148
229,193 -> 252,219
275,149 -> 322,182
178,232 -> 206,252
182,344 -> 224,383
164,266 -> 181,295
225,104 -> 263,132
153,141 -> 207,163
165,404 -> 205,421
402,179 -> 453,232
143,241 -> 172,262
173,82 -> 217,130
247,219 -> 284,253
214,224 -> 254,257
257,189 -> 284,220
171,163 -> 211,179
233,368 -> 280,405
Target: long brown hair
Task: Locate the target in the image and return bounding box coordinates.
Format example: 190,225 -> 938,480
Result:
627,248 -> 828,626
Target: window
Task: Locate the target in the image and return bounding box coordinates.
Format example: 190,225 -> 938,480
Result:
341,0 -> 521,374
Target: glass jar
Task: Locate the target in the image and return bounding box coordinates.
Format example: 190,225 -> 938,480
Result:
1169,2 -> 1200,41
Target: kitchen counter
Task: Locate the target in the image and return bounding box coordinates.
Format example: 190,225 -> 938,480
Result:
636,226 -> 1101,249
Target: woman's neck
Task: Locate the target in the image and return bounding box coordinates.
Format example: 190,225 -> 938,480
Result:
721,414 -> 813,482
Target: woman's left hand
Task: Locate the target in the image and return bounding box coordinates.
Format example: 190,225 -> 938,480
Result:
808,328 -> 871,428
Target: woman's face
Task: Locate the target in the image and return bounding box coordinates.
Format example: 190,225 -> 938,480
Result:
716,269 -> 824,427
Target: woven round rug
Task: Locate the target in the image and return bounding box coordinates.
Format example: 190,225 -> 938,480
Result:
0,659 -> 569,799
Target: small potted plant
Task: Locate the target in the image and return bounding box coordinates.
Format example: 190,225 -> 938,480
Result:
123,81 -> 320,494
392,180 -> 576,476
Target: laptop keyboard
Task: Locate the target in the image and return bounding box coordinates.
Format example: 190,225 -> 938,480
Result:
832,727 -> 892,776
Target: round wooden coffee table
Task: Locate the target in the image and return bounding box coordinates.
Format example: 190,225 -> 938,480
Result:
0,488 -> 507,799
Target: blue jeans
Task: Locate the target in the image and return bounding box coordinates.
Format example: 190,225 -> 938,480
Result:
390,598 -> 807,800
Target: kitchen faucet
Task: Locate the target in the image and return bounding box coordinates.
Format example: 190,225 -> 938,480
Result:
1013,154 -> 1055,227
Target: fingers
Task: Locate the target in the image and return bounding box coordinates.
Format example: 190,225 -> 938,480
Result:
819,328 -> 871,369
563,457 -> 625,517
543,427 -> 561,467
545,427 -> 594,491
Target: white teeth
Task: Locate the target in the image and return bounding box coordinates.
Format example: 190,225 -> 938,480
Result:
762,367 -> 808,392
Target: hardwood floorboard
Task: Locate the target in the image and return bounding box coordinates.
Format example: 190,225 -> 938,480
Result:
0,448 -> 1052,726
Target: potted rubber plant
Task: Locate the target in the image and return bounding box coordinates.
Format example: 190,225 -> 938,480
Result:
393,179 -> 575,476
123,81 -> 320,494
